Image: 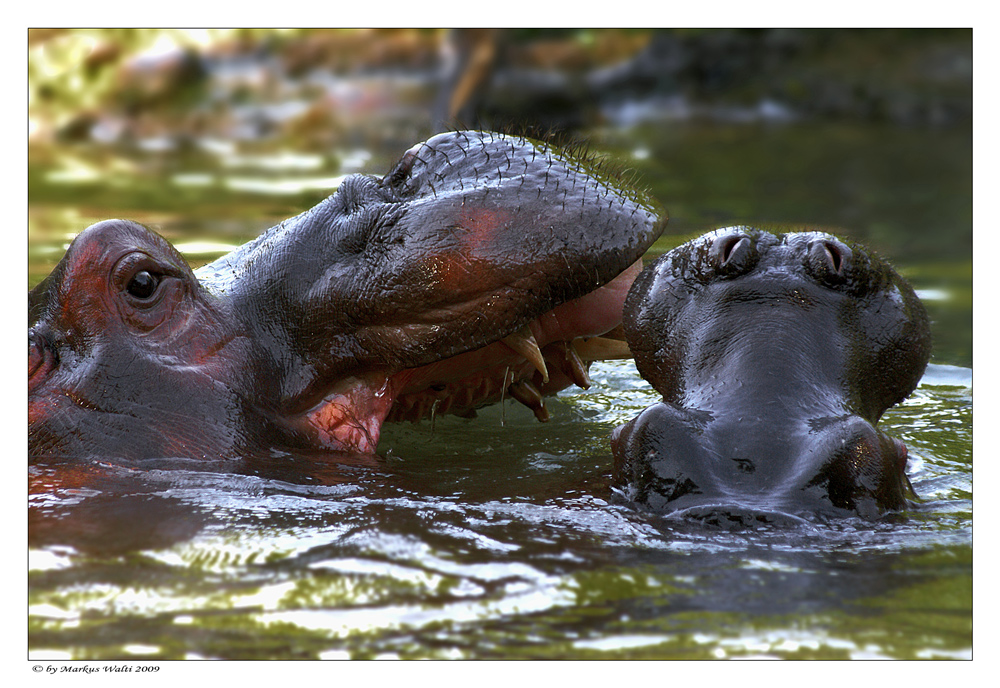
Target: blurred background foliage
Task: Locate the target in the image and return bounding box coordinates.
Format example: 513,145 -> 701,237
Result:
27,28 -> 972,365
28,28 -> 971,152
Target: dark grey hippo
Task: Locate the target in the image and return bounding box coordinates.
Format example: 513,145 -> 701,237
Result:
612,227 -> 931,521
29,130 -> 664,462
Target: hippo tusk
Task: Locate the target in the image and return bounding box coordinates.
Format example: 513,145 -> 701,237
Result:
574,337 -> 633,362
507,379 -> 550,422
547,340 -> 592,390
501,325 -> 549,383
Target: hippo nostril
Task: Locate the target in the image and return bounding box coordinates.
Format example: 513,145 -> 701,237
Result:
823,242 -> 844,273
807,239 -> 853,283
711,232 -> 758,275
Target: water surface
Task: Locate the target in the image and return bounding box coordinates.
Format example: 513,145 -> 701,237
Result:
28,121 -> 972,660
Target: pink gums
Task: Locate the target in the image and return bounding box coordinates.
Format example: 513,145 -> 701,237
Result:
305,373 -> 407,453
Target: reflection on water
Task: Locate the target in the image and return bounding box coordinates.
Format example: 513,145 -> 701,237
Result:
28,121 -> 971,659
28,359 -> 972,660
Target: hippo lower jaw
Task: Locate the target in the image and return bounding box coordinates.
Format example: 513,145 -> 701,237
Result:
301,259 -> 641,453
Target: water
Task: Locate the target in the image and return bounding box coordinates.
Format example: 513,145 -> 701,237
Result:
27,121 -> 972,660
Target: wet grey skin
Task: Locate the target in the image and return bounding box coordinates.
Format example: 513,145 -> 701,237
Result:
612,227 -> 931,522
29,131 -> 665,461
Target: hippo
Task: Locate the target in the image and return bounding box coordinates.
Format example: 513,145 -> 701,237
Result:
29,130 -> 664,461
612,227 -> 931,521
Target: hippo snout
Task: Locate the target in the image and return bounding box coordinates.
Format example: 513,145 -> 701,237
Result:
614,227 -> 930,520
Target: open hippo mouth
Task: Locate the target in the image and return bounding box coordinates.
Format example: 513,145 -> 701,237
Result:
310,261 -> 643,451
385,264 -> 640,421
29,131 -> 665,460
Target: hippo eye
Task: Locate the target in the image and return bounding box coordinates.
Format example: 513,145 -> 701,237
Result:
126,270 -> 160,299
111,252 -> 187,332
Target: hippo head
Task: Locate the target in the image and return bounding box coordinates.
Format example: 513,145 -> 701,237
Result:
612,227 -> 931,521
29,218 -> 273,460
30,131 -> 664,461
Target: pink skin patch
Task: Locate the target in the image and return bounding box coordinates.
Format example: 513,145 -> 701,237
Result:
536,259 -> 643,340
305,373 -> 403,454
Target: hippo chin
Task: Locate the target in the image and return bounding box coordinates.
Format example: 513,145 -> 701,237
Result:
29,131 -> 664,461
612,227 -> 931,521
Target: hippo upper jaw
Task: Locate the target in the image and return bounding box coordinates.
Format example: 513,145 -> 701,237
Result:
197,131 -> 663,455
626,227 -> 929,419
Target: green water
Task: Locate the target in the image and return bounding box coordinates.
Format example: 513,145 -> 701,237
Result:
28,121 -> 971,660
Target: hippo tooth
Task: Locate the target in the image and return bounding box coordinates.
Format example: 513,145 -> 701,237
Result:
564,340 -> 592,390
574,337 -> 633,362
500,325 -> 549,383
507,380 -> 550,422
